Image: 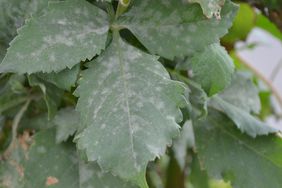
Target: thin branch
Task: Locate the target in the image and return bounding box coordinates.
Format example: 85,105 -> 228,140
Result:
236,54 -> 282,111
2,99 -> 31,159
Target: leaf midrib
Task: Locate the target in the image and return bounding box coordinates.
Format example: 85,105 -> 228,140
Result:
116,35 -> 137,165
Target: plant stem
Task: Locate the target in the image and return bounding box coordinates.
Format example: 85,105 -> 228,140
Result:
115,0 -> 130,19
236,54 -> 282,111
2,99 -> 31,159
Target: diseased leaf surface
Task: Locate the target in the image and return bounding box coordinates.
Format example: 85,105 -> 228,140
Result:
23,129 -> 79,188
118,0 -> 238,59
0,0 -> 109,73
22,128 -> 137,188
188,0 -> 225,19
194,110 -> 282,188
75,33 -> 186,185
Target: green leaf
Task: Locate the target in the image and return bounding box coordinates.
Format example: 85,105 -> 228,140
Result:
23,129 -> 79,188
209,96 -> 278,137
218,72 -> 261,114
0,0 -> 109,74
0,142 -> 25,188
194,110 -> 282,188
54,107 -> 80,143
75,32 -> 186,186
23,128 -> 137,188
178,43 -> 234,96
222,3 -> 256,44
0,0 -> 52,59
256,13 -> 282,41
118,0 -> 238,59
79,162 -> 137,188
0,75 -> 28,114
37,65 -> 80,91
28,75 -> 64,119
188,0 -> 225,19
173,121 -> 195,170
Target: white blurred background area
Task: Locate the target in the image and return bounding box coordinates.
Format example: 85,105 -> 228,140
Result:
236,27 -> 282,128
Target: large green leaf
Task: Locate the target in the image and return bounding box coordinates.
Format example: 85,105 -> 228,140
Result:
194,110 -> 282,188
75,32 -> 186,186
0,0 -> 109,74
178,43 -> 234,96
23,128 -> 137,188
188,0 -> 225,19
118,0 -> 238,59
23,129 -> 79,188
0,0 -> 52,60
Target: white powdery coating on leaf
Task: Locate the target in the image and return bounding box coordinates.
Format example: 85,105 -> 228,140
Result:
75,36 -> 186,181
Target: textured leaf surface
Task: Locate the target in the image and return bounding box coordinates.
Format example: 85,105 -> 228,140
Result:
23,129 -> 79,188
0,0 -> 52,60
209,96 -> 278,137
79,162 -> 137,188
119,0 -> 238,59
0,142 -> 25,188
194,110 -> 282,188
189,0 -> 225,19
181,43 -> 234,96
54,108 -> 80,143
37,65 -> 80,91
0,0 -> 109,73
218,72 -> 261,114
23,128 -> 137,188
75,33 -> 186,185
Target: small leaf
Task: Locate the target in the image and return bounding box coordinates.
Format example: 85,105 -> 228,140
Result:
0,0 -> 109,73
118,0 -> 238,59
188,0 -> 225,19
75,32 -> 186,186
173,121 -> 195,170
37,65 -> 80,91
54,107 -> 80,143
218,72 -> 261,114
178,43 -> 234,96
194,110 -> 282,188
209,96 -> 278,137
28,75 -> 64,119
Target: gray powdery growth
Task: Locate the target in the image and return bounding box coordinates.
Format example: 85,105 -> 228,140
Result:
0,0 -> 109,73
75,34 -> 187,183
